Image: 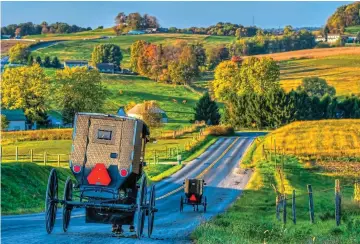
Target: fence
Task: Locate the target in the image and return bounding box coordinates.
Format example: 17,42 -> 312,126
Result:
1,146 -> 69,166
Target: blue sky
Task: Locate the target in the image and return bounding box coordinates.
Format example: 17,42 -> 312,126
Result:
1,1 -> 351,29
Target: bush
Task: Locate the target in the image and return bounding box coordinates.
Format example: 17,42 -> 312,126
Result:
2,129 -> 72,143
315,42 -> 331,48
204,126 -> 234,136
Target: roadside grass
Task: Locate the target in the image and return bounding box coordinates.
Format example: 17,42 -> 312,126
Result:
192,150 -> 360,243
1,163 -> 73,215
149,164 -> 184,182
279,54 -> 360,96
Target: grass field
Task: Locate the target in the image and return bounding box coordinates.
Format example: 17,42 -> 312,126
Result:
1,40 -> 33,55
279,53 -> 360,97
31,33 -> 234,68
192,120 -> 360,243
345,25 -> 360,34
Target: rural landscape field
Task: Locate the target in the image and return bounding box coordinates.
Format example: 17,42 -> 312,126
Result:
1,1 -> 360,243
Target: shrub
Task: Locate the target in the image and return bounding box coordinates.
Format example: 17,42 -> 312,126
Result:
2,129 -> 72,143
204,125 -> 234,136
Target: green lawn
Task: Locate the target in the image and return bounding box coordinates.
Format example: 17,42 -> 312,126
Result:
345,25 -> 360,34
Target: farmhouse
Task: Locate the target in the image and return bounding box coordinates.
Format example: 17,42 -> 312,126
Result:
96,63 -> 115,73
64,60 -> 89,68
1,109 -> 27,131
315,34 -> 341,43
127,103 -> 168,123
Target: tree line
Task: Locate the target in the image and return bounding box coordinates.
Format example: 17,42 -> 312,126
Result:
230,26 -> 316,56
113,12 -> 159,35
168,22 -> 258,37
212,58 -> 360,129
1,21 -> 92,37
326,2 -> 360,34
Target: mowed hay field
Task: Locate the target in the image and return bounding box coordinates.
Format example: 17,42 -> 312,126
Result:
1,40 -> 33,55
261,119 -> 360,158
249,47 -> 360,97
31,33 -> 234,68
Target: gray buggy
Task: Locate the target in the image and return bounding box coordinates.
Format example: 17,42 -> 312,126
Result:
45,113 -> 157,238
180,178 -> 207,212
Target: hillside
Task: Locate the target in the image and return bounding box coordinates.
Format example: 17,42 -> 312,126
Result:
345,25 -> 360,34
31,33 -> 234,68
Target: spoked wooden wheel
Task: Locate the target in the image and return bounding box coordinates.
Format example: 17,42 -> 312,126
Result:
180,196 -> 184,212
45,169 -> 58,234
62,177 -> 73,232
148,185 -> 156,238
136,175 -> 147,239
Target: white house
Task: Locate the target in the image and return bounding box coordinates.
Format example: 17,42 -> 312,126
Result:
1,109 -> 27,131
316,34 -> 341,43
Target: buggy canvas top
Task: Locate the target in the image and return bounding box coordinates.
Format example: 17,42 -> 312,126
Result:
70,113 -> 149,176
184,179 -> 204,197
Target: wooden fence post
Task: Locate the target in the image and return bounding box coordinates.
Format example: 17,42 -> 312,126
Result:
57,155 -> 60,167
308,184 -> 315,224
335,179 -> 341,226
292,190 -> 296,224
15,146 -> 19,161
283,194 -> 287,225
30,149 -> 33,162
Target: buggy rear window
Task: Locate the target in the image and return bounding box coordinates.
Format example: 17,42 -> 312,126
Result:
97,130 -> 112,140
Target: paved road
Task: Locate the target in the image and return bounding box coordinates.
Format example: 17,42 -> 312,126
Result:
1,134 -> 258,244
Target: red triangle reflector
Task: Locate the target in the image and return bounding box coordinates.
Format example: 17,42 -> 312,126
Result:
190,194 -> 197,201
87,163 -> 111,186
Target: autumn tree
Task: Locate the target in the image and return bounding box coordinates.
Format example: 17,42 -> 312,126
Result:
91,44 -> 123,68
1,64 -> 49,124
140,101 -> 163,127
9,43 -> 30,63
55,67 -> 106,124
130,40 -> 148,72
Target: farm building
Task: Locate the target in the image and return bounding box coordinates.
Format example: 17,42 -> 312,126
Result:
127,30 -> 146,35
96,63 -> 115,73
64,60 -> 89,68
1,109 -> 27,131
127,103 -> 168,123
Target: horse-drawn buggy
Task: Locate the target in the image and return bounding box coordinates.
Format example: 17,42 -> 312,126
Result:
45,113 -> 157,238
180,178 -> 207,212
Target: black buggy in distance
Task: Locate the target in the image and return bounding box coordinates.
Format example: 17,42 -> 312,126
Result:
180,179 -> 207,212
45,113 -> 157,238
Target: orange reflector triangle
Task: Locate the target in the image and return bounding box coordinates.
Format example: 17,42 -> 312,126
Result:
190,194 -> 197,201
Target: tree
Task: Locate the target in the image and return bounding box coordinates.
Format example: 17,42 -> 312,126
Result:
55,67 -> 106,124
51,56 -> 61,68
1,115 -> 9,131
35,56 -> 42,65
27,55 -> 34,66
297,77 -> 336,98
1,64 -> 49,124
91,44 -> 123,68
9,43 -> 30,63
43,56 -> 51,67
130,40 -> 148,72
194,93 -> 220,125
284,25 -> 294,36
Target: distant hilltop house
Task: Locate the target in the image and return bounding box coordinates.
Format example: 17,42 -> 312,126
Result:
127,103 -> 168,123
96,63 -> 116,73
127,30 -> 146,35
1,109 -> 27,131
64,60 -> 89,68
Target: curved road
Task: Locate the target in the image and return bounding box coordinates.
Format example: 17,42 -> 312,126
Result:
1,133 -> 264,244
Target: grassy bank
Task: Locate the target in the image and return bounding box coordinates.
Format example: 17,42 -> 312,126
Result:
1,163 -> 72,215
192,120 -> 360,243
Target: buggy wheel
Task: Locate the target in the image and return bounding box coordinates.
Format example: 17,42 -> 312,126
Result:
136,175 -> 147,239
180,196 -> 184,212
148,185 -> 156,238
45,169 -> 58,234
203,196 -> 207,213
62,177 -> 73,232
